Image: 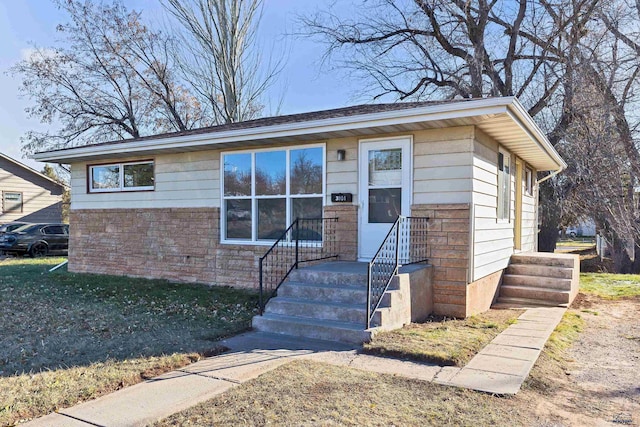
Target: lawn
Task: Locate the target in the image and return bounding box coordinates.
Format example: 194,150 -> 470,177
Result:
154,273 -> 640,426
363,309 -> 523,366
0,257 -> 258,426
580,272 -> 640,298
155,359 -> 532,427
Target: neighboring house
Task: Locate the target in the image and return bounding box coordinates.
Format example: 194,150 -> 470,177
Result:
34,97 -> 569,319
0,152 -> 66,224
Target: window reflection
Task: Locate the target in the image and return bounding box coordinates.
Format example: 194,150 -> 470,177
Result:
258,199 -> 286,239
291,147 -> 322,194
224,153 -> 252,196
256,151 -> 286,195
226,199 -> 252,239
92,165 -> 120,189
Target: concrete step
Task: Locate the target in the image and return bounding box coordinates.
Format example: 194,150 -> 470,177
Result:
252,313 -> 370,344
502,274 -> 572,291
264,297 -> 367,324
506,264 -> 573,279
288,268 -> 367,287
278,281 -> 367,305
500,285 -> 570,304
510,253 -> 575,268
493,297 -> 569,309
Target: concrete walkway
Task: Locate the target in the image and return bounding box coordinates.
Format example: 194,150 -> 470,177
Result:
24,307 -> 566,426
435,307 -> 567,394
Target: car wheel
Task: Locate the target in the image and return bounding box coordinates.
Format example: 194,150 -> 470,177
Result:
29,243 -> 48,258
569,232 -> 577,238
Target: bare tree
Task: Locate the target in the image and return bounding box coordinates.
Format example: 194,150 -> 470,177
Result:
302,0 -> 566,116
163,0 -> 282,124
11,0 -> 204,154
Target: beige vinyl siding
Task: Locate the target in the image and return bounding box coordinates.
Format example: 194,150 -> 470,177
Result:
325,138 -> 358,205
71,151 -> 220,210
0,158 -> 64,223
472,129 -> 516,281
413,126 -> 474,205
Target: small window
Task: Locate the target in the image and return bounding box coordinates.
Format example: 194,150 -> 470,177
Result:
2,192 -> 23,213
89,161 -> 154,192
525,167 -> 533,195
497,150 -> 511,221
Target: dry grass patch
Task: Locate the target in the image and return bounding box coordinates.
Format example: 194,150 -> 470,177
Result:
155,359 -> 533,427
0,352 -> 218,426
363,309 -> 523,366
0,257 -> 257,426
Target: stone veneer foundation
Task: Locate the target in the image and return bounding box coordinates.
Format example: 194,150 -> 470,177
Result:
411,204 -> 471,318
71,204 -> 503,318
71,208 -> 265,289
69,205 -> 359,290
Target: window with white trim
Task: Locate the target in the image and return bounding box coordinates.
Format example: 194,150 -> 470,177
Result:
497,149 -> 511,221
222,145 -> 324,242
2,192 -> 23,213
89,161 -> 154,192
525,167 -> 533,196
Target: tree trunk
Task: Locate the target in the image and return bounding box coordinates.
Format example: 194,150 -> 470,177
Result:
537,180 -> 559,252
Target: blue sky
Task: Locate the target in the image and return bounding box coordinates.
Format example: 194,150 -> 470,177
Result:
0,0 -> 356,169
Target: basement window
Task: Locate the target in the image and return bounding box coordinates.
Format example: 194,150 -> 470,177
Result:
89,161 -> 154,192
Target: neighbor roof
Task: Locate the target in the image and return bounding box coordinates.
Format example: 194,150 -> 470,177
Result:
0,152 -> 67,188
32,97 -> 566,171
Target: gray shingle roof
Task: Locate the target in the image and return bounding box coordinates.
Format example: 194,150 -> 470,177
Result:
39,100 -> 467,154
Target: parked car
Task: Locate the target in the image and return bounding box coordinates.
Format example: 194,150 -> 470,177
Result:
0,222 -> 29,234
0,223 -> 69,257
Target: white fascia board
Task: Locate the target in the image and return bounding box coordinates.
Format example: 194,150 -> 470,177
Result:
506,99 -> 567,170
33,97 -> 516,163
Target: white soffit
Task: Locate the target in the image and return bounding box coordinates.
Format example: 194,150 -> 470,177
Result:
33,97 -> 565,171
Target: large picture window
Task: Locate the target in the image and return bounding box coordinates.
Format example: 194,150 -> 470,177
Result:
497,149 -> 511,221
89,161 -> 154,192
222,145 -> 324,242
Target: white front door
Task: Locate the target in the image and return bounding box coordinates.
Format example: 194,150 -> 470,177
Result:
358,137 -> 412,261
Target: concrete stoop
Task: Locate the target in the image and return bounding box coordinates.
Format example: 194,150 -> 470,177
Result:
252,262 -> 432,344
494,252 -> 580,309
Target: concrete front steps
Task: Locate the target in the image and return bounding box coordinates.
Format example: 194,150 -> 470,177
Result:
252,261 -> 432,345
493,252 -> 580,309
252,262 -> 372,344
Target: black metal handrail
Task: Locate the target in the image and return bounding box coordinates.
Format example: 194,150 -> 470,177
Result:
366,216 -> 429,328
259,217 -> 339,313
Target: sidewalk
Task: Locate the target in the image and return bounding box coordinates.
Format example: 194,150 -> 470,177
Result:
24,306 -> 566,426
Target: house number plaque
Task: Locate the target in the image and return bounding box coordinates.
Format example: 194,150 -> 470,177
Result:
331,193 -> 353,203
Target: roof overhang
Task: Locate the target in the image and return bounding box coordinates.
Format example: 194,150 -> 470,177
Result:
33,97 -> 566,172
0,152 -> 68,188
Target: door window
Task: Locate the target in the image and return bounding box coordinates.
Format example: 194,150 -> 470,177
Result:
368,148 -> 402,223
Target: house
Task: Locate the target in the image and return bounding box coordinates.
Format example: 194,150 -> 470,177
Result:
33,97 -> 578,336
0,152 -> 66,224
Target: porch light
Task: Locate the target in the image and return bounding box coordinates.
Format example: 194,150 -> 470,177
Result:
337,149 -> 346,161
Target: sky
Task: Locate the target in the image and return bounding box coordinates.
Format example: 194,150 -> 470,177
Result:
0,0 -> 357,170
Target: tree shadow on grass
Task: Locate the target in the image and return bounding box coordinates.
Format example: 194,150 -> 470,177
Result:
0,259 -> 259,377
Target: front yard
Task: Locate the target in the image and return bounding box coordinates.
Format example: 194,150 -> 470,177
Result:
4,258 -> 639,426
0,257 -> 258,426
158,273 -> 640,427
